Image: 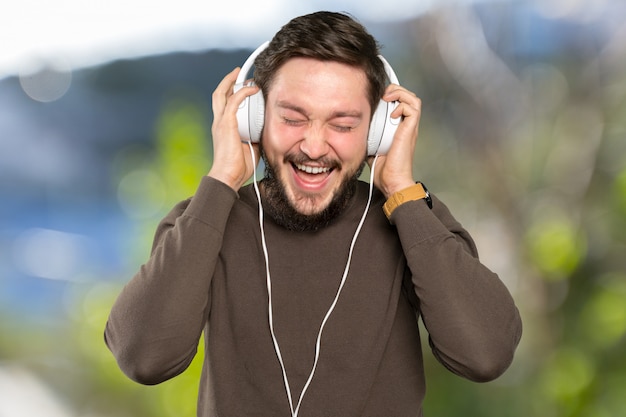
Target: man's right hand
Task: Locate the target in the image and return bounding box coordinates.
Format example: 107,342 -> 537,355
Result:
208,67 -> 261,191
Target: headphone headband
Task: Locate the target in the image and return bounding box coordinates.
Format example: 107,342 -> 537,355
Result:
236,41 -> 270,86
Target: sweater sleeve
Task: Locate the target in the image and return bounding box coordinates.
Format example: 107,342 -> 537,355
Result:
104,176 -> 238,385
390,194 -> 522,382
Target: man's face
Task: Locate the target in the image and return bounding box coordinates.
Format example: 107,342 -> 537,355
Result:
261,57 -> 371,220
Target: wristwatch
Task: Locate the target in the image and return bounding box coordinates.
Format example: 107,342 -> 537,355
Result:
383,181 -> 432,219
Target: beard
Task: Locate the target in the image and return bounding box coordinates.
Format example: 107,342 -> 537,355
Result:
259,147 -> 365,233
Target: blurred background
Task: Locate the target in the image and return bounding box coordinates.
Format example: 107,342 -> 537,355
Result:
1,0 -> 625,416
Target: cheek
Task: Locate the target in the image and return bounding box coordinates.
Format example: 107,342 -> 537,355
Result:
329,134 -> 368,163
263,122 -> 303,157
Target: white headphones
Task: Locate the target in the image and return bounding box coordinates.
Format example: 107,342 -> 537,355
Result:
234,41 -> 401,156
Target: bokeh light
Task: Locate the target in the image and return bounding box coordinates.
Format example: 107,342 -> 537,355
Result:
580,274 -> 626,350
12,228 -> 93,282
19,61 -> 72,102
117,169 -> 166,219
525,217 -> 587,281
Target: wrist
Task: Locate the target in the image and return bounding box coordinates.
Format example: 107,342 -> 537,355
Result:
207,170 -> 243,192
383,181 -> 432,219
384,181 -> 417,199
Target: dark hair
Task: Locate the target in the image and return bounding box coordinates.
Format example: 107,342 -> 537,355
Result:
254,11 -> 387,115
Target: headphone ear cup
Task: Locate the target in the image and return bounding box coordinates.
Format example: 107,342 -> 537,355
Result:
368,99 -> 400,156
248,88 -> 265,143
236,89 -> 251,142
368,55 -> 401,156
235,84 -> 265,143
367,100 -> 388,156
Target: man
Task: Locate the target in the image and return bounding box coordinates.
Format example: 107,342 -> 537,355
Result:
105,11 -> 522,417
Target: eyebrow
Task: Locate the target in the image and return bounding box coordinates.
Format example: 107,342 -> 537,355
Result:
277,100 -> 309,117
276,100 -> 363,120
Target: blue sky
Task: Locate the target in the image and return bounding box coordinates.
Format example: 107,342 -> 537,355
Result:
1,0 -> 445,79
3,0 -> 616,80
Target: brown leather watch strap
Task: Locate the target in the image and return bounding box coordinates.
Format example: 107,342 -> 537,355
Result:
383,182 -> 429,219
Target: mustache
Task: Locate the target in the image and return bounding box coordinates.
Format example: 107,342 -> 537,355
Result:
283,152 -> 341,169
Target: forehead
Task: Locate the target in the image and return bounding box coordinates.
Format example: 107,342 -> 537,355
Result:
268,57 -> 370,113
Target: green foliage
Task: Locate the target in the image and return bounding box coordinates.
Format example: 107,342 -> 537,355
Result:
580,275 -> 626,350
525,217 -> 586,281
154,95 -> 212,203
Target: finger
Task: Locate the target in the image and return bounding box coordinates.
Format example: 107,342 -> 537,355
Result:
212,67 -> 240,117
384,85 -> 419,105
225,82 -> 260,116
391,98 -> 422,122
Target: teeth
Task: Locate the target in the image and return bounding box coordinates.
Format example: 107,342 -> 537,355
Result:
295,163 -> 330,174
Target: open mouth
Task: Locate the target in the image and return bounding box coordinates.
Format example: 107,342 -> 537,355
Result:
293,163 -> 332,175
289,161 -> 336,190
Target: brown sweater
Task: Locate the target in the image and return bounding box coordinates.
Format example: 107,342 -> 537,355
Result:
105,176 -> 522,417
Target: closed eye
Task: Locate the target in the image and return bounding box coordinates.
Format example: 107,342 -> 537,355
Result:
329,112 -> 361,133
283,117 -> 307,126
331,125 -> 354,133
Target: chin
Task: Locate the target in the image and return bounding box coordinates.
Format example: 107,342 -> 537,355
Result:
284,185 -> 336,216
290,196 -> 333,216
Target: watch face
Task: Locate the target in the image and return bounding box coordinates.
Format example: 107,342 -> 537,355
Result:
417,182 -> 433,209
425,192 -> 433,209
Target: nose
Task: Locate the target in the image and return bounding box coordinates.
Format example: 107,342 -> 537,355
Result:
299,125 -> 329,160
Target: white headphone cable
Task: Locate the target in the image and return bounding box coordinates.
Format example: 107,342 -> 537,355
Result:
247,142 -> 296,414
247,141 -> 378,417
